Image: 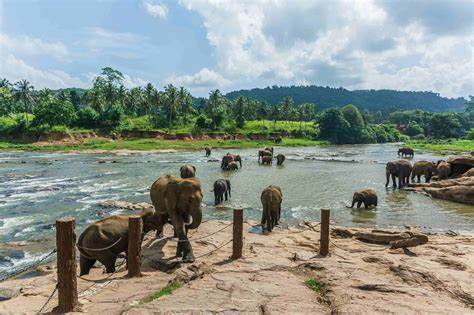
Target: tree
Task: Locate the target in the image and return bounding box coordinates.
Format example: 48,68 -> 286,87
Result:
162,84 -> 179,129
318,109 -> 351,144
280,96 -> 293,122
0,86 -> 14,116
14,80 -> 35,128
234,96 -> 246,128
405,121 -> 424,137
34,97 -> 77,127
257,101 -> 269,128
178,87 -> 193,123
341,104 -> 365,143
206,90 -> 226,129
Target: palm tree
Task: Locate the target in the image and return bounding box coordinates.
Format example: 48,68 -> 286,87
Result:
0,78 -> 12,88
163,84 -> 178,130
14,80 -> 34,128
178,87 -> 192,124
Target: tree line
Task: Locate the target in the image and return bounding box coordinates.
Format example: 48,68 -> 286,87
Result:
0,67 -> 472,144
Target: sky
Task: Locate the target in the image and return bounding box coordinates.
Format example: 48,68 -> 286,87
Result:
0,0 -> 472,97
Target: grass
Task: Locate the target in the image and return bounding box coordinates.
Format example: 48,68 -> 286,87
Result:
305,278 -> 325,292
406,139 -> 474,154
0,137 -> 325,152
144,281 -> 182,302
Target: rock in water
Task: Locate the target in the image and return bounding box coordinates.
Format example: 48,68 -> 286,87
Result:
98,200 -> 153,211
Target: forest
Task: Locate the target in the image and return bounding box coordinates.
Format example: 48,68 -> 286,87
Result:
0,67 -> 472,145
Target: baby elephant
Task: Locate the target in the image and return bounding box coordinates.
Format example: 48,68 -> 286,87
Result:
348,189 -> 378,209
77,210 -> 158,275
180,164 -> 196,178
261,185 -> 283,232
276,154 -> 285,166
205,147 -> 211,157
213,179 -> 231,205
261,156 -> 272,165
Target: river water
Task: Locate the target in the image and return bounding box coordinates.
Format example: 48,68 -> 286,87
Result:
0,143 -> 473,277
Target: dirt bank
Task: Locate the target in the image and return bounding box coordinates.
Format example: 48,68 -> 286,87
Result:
0,220 -> 472,314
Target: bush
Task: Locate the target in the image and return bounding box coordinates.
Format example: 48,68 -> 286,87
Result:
466,128 -> 474,140
76,107 -> 100,128
101,104 -> 124,128
33,98 -> 76,127
405,121 -> 424,136
195,114 -> 212,129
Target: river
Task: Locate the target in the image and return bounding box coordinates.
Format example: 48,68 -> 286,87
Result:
0,143 -> 473,277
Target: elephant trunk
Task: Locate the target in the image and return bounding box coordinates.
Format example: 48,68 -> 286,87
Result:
186,208 -> 202,230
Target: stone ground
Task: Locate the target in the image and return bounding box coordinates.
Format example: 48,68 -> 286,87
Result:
0,220 -> 473,314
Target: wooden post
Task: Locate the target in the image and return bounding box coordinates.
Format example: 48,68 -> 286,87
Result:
232,208 -> 243,259
127,215 -> 142,277
320,208 -> 330,256
55,217 -> 78,312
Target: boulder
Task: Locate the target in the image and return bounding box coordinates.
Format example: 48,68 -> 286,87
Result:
423,186 -> 474,205
0,287 -> 20,301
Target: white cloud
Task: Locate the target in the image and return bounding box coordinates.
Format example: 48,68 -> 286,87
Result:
0,33 -> 69,59
167,68 -> 230,94
0,53 -> 87,89
179,0 -> 473,97
123,74 -> 149,88
143,1 -> 168,19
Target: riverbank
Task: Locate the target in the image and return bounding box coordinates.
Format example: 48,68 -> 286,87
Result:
0,137 -> 324,152
407,139 -> 474,155
0,220 -> 472,314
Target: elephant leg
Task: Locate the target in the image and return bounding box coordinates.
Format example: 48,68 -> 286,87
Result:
398,176 -> 403,189
170,211 -> 194,262
225,191 -> 228,201
426,175 -> 431,183
357,201 -> 362,208
80,255 -> 96,276
214,191 -> 219,205
392,174 -> 397,188
364,202 -> 368,209
261,207 -> 268,230
417,175 -> 421,183
98,252 -> 118,274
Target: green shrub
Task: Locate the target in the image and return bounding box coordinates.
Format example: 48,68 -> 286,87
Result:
76,107 -> 100,128
466,128 -> 474,140
33,98 -> 76,127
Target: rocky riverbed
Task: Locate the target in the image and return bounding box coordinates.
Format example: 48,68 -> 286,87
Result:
0,220 -> 472,314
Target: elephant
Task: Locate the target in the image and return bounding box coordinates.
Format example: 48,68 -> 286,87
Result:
180,164 -> 196,178
221,153 -> 242,169
398,148 -> 414,158
77,209 -> 159,276
261,185 -> 283,233
150,175 -> 203,262
213,179 -> 231,205
437,161 -> 452,180
411,161 -> 436,183
258,150 -> 272,163
261,156 -> 272,165
347,189 -> 378,209
274,136 -> 282,144
386,160 -> 412,188
264,147 -> 274,155
205,147 -> 211,157
276,154 -> 285,166
225,161 -> 239,170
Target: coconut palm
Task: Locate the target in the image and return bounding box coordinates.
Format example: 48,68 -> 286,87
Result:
14,80 -> 35,128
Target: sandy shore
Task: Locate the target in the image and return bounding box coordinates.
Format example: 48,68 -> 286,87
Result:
0,220 -> 473,314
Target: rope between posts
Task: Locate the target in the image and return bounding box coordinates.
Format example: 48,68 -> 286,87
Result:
187,222 -> 233,242
76,237 -> 122,251
37,283 -> 58,314
0,249 -> 57,282
78,258 -> 127,298
194,239 -> 233,259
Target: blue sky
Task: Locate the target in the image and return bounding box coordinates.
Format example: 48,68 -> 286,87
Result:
0,0 -> 472,97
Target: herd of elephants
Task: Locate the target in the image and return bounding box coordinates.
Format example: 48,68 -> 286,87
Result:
76,145 -> 456,276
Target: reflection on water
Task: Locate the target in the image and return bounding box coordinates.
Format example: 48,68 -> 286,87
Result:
0,144 -> 473,273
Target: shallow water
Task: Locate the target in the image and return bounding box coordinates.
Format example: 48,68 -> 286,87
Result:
0,143 -> 473,276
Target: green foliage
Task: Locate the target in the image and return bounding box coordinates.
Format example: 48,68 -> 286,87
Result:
76,106 -> 100,129
405,120 -> 424,136
195,114 -> 213,129
466,128 -> 474,140
145,281 -> 181,302
305,278 -> 325,292
33,97 -> 77,127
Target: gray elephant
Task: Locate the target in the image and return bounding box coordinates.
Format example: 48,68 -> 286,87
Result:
261,185 -> 283,233
213,179 -> 231,205
150,175 -> 203,262
437,160 -> 451,180
225,161 -> 239,170
77,209 -> 159,275
205,147 -> 211,157
347,189 -> 378,209
411,161 -> 436,183
180,164 -> 196,178
398,148 -> 414,158
276,154 -> 285,166
261,156 -> 272,165
386,160 -> 412,188
258,150 -> 272,163
221,153 -> 242,169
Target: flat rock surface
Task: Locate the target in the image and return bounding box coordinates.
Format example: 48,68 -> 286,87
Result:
0,220 -> 473,314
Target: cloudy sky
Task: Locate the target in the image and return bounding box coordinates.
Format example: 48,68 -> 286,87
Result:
0,0 -> 472,97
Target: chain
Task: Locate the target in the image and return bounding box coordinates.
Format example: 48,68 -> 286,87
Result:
37,283 -> 58,314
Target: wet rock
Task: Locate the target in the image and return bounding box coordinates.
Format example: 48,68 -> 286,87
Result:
36,265 -> 53,273
98,200 -> 153,211
0,287 -> 20,301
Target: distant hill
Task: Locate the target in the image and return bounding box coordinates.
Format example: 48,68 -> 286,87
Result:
225,86 -> 466,112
